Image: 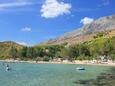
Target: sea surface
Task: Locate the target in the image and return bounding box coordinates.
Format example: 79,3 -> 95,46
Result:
0,62 -> 111,86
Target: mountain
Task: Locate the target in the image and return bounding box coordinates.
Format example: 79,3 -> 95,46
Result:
0,41 -> 23,59
0,41 -> 24,48
44,15 -> 115,45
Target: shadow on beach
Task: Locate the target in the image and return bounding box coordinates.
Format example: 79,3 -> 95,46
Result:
73,67 -> 115,86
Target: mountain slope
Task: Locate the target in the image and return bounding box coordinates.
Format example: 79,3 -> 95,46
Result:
0,41 -> 23,59
45,15 -> 115,45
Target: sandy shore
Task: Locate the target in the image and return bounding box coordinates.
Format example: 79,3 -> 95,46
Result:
0,60 -> 115,66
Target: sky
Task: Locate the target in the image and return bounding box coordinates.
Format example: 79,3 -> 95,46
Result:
0,0 -> 115,46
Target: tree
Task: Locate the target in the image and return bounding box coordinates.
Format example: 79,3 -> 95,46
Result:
59,47 -> 77,61
18,47 -> 28,58
26,47 -> 34,58
93,32 -> 107,38
9,46 -> 17,59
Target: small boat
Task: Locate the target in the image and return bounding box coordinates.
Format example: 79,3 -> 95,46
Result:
76,67 -> 85,70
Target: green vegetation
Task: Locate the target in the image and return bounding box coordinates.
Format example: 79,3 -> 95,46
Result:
0,33 -> 115,61
0,41 -> 23,59
93,32 -> 107,38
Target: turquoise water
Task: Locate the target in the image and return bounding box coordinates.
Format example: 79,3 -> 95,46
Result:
0,62 -> 111,86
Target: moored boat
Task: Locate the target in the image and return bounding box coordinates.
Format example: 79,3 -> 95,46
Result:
76,67 -> 85,70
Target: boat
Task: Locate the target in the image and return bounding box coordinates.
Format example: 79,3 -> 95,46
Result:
76,67 -> 85,70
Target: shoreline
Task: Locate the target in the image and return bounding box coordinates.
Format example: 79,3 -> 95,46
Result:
0,60 -> 115,67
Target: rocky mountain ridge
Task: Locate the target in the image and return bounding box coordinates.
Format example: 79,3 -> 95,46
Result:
44,15 -> 115,45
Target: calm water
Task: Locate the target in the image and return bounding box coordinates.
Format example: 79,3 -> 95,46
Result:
0,62 -> 111,86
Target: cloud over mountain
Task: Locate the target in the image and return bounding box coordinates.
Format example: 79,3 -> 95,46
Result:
80,17 -> 94,25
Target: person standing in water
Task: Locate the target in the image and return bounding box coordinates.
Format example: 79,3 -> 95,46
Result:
6,64 -> 10,71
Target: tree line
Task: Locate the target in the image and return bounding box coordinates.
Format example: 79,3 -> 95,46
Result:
0,33 -> 115,61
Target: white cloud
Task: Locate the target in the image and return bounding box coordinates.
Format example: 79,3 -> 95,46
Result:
80,17 -> 94,25
21,27 -> 31,32
17,42 -> 28,46
40,0 -> 72,18
0,1 -> 33,9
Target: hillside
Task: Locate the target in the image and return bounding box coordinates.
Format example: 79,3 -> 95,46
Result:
0,41 -> 23,59
44,15 -> 115,45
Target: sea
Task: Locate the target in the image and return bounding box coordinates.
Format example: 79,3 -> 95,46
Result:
0,62 -> 112,86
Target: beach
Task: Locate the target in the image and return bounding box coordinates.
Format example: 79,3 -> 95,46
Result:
0,59 -> 115,66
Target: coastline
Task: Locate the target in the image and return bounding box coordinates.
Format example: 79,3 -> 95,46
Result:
0,60 -> 115,66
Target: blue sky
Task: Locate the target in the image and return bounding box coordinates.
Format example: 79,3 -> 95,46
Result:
0,0 -> 115,46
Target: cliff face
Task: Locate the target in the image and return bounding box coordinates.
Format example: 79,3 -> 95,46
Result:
44,15 -> 115,45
